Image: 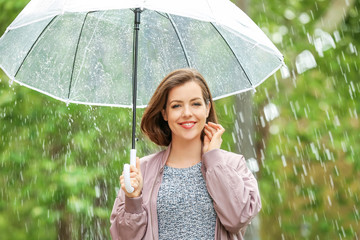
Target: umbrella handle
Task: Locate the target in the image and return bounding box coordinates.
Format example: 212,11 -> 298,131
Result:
124,149 -> 137,193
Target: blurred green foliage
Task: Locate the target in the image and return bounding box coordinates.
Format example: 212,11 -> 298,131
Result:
0,0 -> 359,239
250,0 -> 360,239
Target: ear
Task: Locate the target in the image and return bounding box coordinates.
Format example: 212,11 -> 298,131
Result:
161,109 -> 168,121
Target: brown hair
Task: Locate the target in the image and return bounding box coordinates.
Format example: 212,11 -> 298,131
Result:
140,68 -> 218,146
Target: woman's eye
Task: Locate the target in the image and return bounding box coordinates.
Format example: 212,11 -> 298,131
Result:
193,102 -> 202,106
171,104 -> 180,109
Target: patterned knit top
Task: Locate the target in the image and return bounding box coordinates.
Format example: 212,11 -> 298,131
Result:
157,162 -> 217,239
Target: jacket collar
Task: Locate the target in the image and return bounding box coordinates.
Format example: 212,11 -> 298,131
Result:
160,143 -> 172,169
159,142 -> 205,169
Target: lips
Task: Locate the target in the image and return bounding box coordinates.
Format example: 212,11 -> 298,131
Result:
179,121 -> 196,129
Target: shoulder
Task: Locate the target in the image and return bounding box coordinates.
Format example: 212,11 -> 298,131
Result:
140,149 -> 166,169
204,148 -> 245,160
202,148 -> 246,169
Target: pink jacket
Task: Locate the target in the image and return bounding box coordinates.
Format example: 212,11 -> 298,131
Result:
110,147 -> 261,239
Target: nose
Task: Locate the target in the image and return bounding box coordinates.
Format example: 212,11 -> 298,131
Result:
182,105 -> 192,117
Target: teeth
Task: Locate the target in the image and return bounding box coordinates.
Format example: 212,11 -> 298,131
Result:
182,123 -> 194,126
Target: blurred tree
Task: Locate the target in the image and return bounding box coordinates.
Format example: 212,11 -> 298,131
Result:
251,0 -> 360,239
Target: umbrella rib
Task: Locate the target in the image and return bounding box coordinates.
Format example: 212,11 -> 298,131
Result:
166,14 -> 192,68
14,16 -> 58,78
210,23 -> 254,87
68,12 -> 89,100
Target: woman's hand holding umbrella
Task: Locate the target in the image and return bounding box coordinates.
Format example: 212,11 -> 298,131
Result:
120,157 -> 143,198
203,122 -> 225,154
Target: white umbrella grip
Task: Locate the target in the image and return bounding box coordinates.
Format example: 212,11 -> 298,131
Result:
124,149 -> 137,194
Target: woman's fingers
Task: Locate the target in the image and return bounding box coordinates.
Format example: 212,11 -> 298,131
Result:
203,122 -> 225,153
204,127 -> 213,139
208,122 -> 225,132
205,122 -> 225,137
119,157 -> 143,198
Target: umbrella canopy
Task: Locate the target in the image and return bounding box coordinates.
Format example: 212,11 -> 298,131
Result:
0,0 -> 283,108
0,0 -> 284,193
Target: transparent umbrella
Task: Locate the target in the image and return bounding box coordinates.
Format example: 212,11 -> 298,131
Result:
0,0 -> 284,193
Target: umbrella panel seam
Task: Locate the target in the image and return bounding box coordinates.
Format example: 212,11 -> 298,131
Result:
210,22 -> 254,88
68,12 -> 89,100
14,16 -> 58,78
166,13 -> 192,68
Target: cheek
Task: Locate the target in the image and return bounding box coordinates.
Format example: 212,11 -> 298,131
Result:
167,109 -> 180,122
196,109 -> 208,122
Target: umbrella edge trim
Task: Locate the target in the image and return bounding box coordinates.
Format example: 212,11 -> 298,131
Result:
213,61 -> 284,100
0,65 -> 144,109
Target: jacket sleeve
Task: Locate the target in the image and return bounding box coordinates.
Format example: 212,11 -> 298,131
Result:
202,149 -> 261,234
109,190 -> 147,240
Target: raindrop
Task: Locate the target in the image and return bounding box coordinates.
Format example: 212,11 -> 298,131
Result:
95,185 -> 100,198
310,142 -> 320,160
327,195 -> 332,206
248,131 -> 253,146
325,149 -> 331,160
294,146 -> 300,157
284,9 -> 296,20
341,141 -> 347,152
295,50 -> 317,74
329,175 -> 334,189
269,124 -> 280,135
246,158 -> 259,173
290,101 -> 298,120
279,26 -> 288,35
223,104 -> 228,115
349,43 -> 356,54
231,132 -> 237,144
328,131 -> 334,146
272,32 -> 283,44
281,155 -> 287,167
263,103 -> 280,121
334,165 -> 339,176
314,29 -> 336,57
280,65 -> 290,79
302,164 -> 308,176
239,111 -> 244,123
333,30 -> 341,42
299,12 -> 311,24
260,116 -> 266,128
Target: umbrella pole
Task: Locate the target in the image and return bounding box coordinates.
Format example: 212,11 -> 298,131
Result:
132,8 -> 141,150
124,8 -> 141,194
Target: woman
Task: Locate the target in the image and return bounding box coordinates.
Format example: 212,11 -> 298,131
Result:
110,68 -> 261,239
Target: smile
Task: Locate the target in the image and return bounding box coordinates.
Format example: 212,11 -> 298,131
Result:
179,121 -> 196,129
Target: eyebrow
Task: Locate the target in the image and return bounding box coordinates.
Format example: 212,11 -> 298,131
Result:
169,97 -> 202,104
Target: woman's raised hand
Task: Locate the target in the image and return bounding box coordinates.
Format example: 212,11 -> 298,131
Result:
120,157 -> 143,198
203,122 -> 225,153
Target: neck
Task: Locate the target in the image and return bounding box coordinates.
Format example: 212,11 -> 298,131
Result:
167,137 -> 202,168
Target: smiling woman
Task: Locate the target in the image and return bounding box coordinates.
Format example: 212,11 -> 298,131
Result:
141,69 -> 218,147
110,68 -> 261,240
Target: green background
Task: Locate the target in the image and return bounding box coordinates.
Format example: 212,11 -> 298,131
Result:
0,0 -> 359,239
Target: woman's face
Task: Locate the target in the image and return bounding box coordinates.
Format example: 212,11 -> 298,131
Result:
162,81 -> 210,143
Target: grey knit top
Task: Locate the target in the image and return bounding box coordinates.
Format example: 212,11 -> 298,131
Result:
157,162 -> 217,239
